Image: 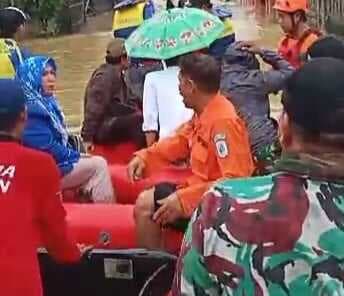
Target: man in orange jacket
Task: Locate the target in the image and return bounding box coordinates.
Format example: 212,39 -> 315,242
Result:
0,79 -> 81,296
274,0 -> 321,68
128,54 -> 254,250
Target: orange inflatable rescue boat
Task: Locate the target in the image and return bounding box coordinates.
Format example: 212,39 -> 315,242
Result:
91,141 -> 192,204
63,203 -> 184,254
40,142 -> 188,295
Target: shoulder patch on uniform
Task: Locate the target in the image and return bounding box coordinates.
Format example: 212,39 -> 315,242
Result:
214,134 -> 229,158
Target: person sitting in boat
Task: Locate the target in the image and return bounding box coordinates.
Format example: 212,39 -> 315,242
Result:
143,56 -> 193,146
0,79 -> 81,296
125,58 -> 163,106
274,0 -> 321,68
221,41 -> 294,173
173,58 -> 344,296
187,0 -> 236,61
17,56 -> 115,204
0,6 -> 32,78
112,0 -> 155,39
81,38 -> 144,152
128,53 -> 254,250
113,0 -> 160,105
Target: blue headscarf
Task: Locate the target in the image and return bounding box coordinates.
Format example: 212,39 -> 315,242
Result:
16,56 -> 69,145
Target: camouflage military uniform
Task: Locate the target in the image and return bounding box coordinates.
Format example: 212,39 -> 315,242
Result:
172,152 -> 344,296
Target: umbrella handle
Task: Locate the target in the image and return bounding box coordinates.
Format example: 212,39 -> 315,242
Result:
161,60 -> 167,70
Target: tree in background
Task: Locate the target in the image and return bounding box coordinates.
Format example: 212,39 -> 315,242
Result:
1,0 -> 66,34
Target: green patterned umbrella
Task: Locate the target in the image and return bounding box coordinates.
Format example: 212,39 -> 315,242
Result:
125,8 -> 224,60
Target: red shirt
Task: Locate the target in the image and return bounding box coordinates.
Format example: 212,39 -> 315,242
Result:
0,141 -> 80,296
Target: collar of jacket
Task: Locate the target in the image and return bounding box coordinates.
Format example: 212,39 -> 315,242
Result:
197,93 -> 224,124
274,152 -> 344,183
0,132 -> 20,143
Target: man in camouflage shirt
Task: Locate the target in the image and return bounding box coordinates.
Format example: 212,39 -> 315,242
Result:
172,58 -> 344,295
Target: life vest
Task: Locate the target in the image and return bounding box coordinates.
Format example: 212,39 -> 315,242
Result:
278,28 -> 322,68
112,0 -> 147,36
208,6 -> 235,60
221,17 -> 235,38
0,39 -> 23,79
211,6 -> 235,39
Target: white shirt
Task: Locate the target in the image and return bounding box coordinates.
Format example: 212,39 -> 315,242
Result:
142,66 -> 194,139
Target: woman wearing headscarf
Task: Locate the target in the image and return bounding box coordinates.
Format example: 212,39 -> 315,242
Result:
17,56 -> 115,203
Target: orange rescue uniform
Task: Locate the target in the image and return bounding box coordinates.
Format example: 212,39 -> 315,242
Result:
278,29 -> 321,68
135,94 -> 255,216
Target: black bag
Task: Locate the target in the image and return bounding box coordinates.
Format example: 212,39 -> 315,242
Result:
39,249 -> 176,296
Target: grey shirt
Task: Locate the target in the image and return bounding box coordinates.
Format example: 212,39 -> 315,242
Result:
221,49 -> 294,154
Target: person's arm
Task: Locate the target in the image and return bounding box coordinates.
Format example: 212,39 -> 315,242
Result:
237,42 -> 294,94
97,110 -> 143,143
176,118 -> 255,216
174,173 -> 316,296
81,70 -> 113,143
135,121 -> 192,175
33,155 -> 80,263
142,74 -> 159,146
260,49 -> 295,94
23,116 -> 80,176
145,131 -> 158,146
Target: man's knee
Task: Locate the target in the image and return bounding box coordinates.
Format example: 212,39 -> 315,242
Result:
134,188 -> 155,221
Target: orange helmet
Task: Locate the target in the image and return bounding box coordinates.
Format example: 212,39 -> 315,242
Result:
273,0 -> 309,13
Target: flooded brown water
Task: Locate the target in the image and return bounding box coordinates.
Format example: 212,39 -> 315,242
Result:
24,2 -> 282,131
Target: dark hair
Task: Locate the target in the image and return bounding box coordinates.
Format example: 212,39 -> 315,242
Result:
179,53 -> 220,93
105,55 -> 122,65
0,111 -> 23,132
165,56 -> 179,67
189,0 -> 212,9
282,58 -> 344,141
307,36 -> 344,61
0,8 -> 26,38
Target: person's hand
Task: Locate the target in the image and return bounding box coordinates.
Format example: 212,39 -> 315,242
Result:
237,41 -> 263,55
127,156 -> 146,182
153,193 -> 184,226
77,243 -> 93,258
84,142 -> 94,153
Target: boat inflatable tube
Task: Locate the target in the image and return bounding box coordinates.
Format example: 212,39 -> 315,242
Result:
62,203 -> 184,253
110,165 -> 192,204
92,141 -> 138,165
64,203 -> 136,249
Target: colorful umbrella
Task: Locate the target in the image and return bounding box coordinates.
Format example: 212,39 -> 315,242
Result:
125,8 -> 224,60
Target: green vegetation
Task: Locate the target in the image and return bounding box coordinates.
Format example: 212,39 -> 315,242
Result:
0,0 -> 75,35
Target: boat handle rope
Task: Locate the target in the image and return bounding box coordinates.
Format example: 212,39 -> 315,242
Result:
138,263 -> 169,296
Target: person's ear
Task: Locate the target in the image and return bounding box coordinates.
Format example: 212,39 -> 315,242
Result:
19,108 -> 27,125
293,11 -> 303,23
187,79 -> 196,94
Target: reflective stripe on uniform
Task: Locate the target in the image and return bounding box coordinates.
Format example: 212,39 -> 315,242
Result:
112,2 -> 146,31
0,39 -> 22,79
221,17 -> 235,38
